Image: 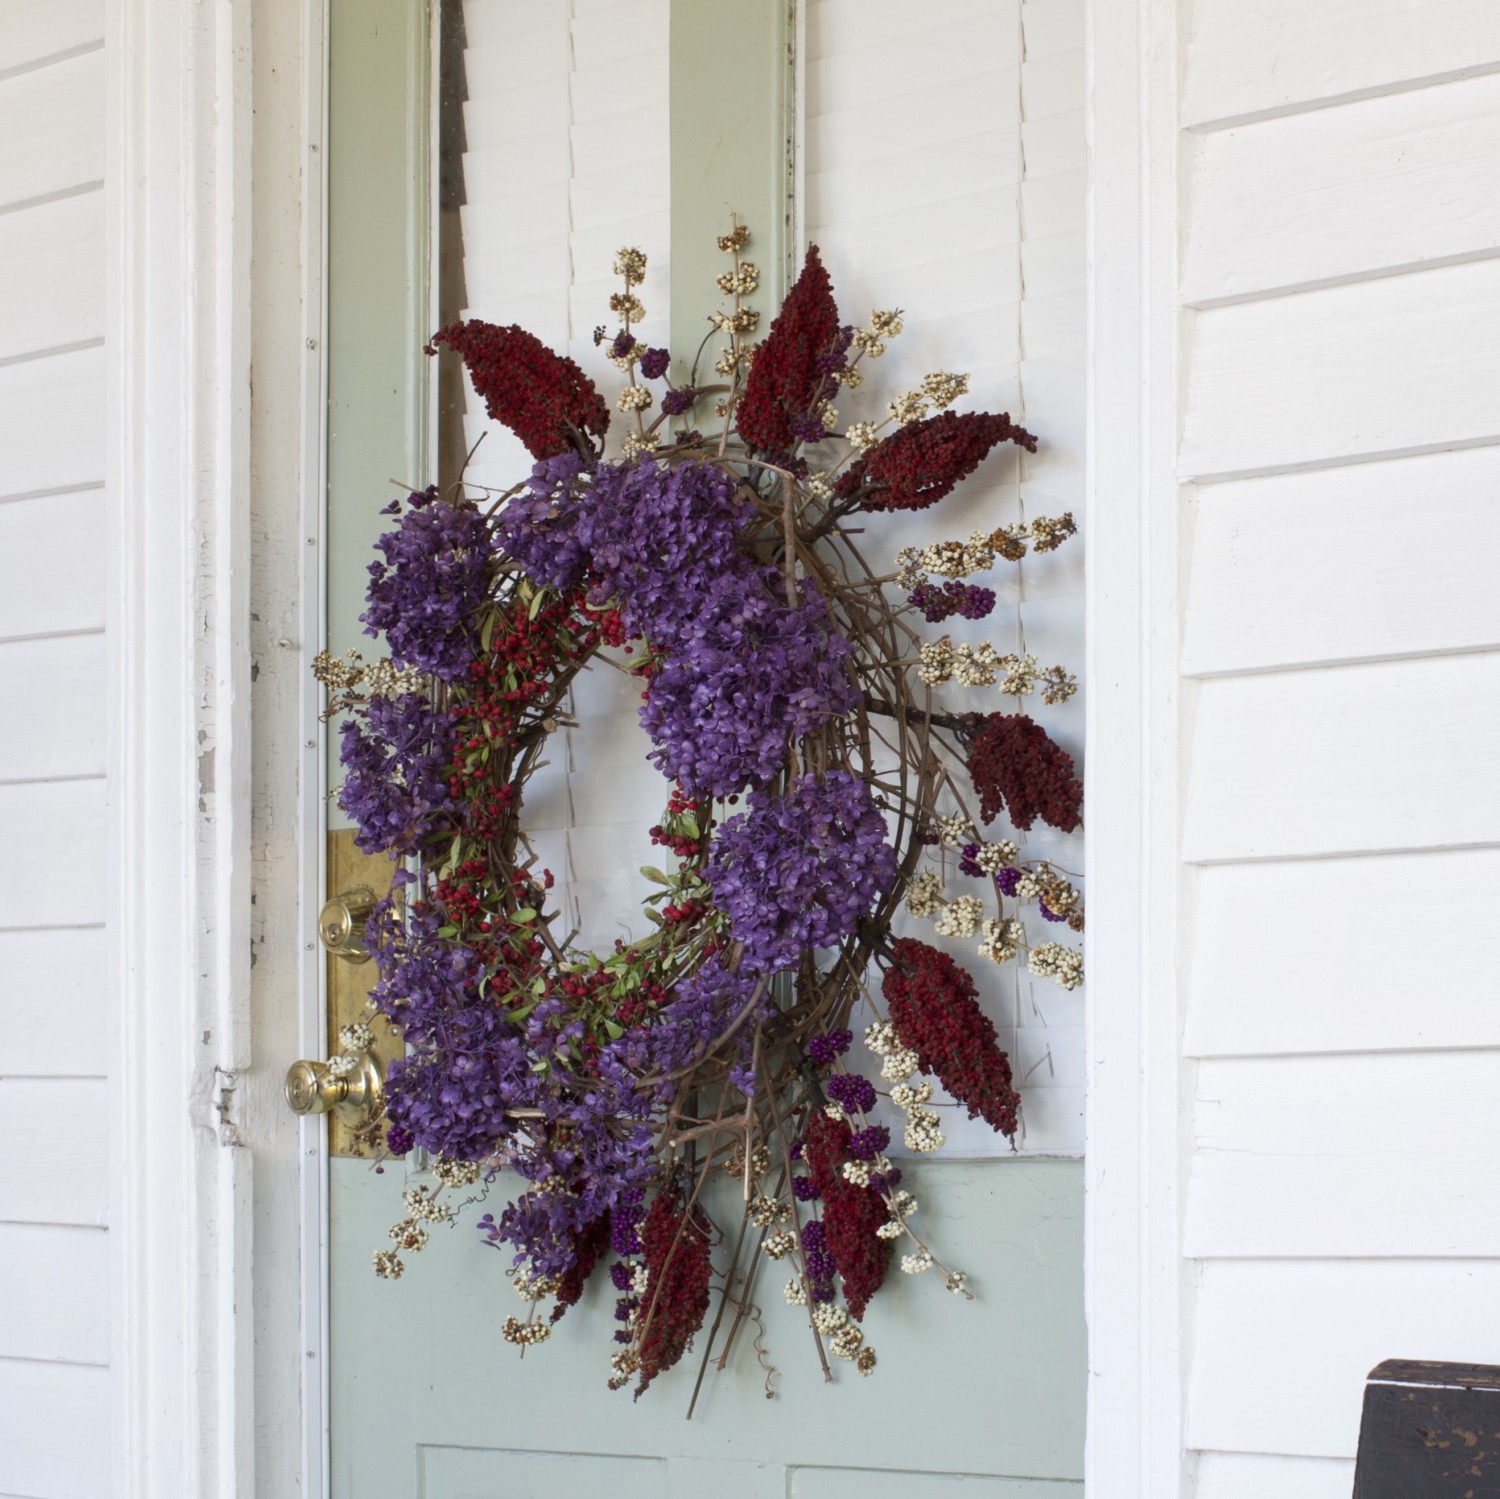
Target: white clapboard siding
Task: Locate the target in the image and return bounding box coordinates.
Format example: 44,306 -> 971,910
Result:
1181,0 -> 1500,129
0,1223 -> 108,1364
1180,258 -> 1500,481
1188,1259 -> 1500,1457
1183,652 -> 1500,863
1182,447 -> 1500,676
0,1358 -> 110,1498
1186,1052 -> 1500,1258
0,635 -> 106,781
0,491 -> 107,640
1184,847 -> 1500,1058
0,344 -> 106,500
1185,73 -> 1500,304
0,779 -> 106,927
1194,1454 -> 1355,1499
0,191 -> 104,362
0,927 -> 107,1076
0,0 -> 101,76
0,1078 -> 109,1226
0,49 -> 105,208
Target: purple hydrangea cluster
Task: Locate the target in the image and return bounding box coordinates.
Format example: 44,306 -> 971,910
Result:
705,772 -> 896,973
367,898 -> 659,1276
499,455 -> 858,797
641,957 -> 765,1081
337,692 -> 458,855
908,580 -> 996,623
639,573 -> 857,796
362,488 -> 495,682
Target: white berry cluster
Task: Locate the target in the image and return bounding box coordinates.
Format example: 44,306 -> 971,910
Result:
1028,940 -> 1084,990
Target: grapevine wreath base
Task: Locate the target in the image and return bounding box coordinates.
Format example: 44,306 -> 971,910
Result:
314,221 -> 1083,1407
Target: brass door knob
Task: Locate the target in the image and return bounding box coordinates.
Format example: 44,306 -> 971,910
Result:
283,1048 -> 384,1122
318,886 -> 376,963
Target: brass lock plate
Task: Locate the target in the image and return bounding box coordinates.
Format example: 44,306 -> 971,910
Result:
325,829 -> 403,1158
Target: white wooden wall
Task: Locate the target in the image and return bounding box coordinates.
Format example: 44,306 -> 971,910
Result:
807,0 -> 1086,1153
1171,5 -> 1500,1494
0,2 -> 112,1495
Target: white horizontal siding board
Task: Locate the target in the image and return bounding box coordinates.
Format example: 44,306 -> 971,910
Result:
0,1223 -> 107,1364
1194,1454 -> 1355,1499
1185,74 -> 1500,304
1180,259 -> 1500,481
0,192 -> 104,362
0,0 -> 102,76
1183,652 -> 1500,863
568,0 -> 664,69
0,928 -> 106,1076
0,1357 -> 109,1498
1185,847 -> 1500,1057
1182,447 -> 1500,675
808,0 -> 1009,58
0,779 -> 105,927
0,491 -> 107,639
1188,1259 -> 1500,1457
808,128 -> 1022,225
0,345 -> 106,499
1186,1052 -> 1500,1257
809,11 -> 1022,104
808,76 -> 1022,172
1022,111 -> 1085,177
1182,0 -> 1500,128
0,50 -> 104,209
0,635 -> 106,781
0,1078 -> 108,1226
1021,49 -> 1083,120
1021,0 -> 1083,61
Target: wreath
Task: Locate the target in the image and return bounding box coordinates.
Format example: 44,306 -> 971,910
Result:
314,220 -> 1084,1404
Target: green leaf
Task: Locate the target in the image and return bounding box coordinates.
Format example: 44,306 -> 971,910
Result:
644,907 -> 664,924
513,907 -> 538,923
680,812 -> 700,840
527,587 -> 549,621
640,865 -> 671,885
603,1020 -> 625,1040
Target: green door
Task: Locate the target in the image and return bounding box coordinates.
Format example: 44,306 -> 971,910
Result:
318,4 -> 1084,1493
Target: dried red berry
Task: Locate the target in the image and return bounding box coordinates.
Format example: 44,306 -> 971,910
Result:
736,246 -> 841,459
965,712 -> 1082,833
433,320 -> 610,459
836,410 -> 1038,513
883,939 -> 1019,1137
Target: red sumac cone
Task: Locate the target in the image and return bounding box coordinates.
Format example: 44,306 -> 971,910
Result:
884,938 -> 1019,1138
965,712 -> 1082,833
835,410 -> 1037,514
433,319 -> 610,459
736,246 -> 840,458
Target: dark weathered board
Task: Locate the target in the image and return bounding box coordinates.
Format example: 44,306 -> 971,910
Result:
1353,1360 -> 1500,1498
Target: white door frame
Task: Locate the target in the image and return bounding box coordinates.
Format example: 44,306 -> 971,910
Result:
1081,0 -> 1188,1493
107,0 -> 1185,1493
107,0 -> 256,1488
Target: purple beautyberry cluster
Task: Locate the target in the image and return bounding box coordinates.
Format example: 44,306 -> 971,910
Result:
908,580 -> 996,623
807,1029 -> 852,1066
826,1073 -> 877,1114
801,1219 -> 837,1302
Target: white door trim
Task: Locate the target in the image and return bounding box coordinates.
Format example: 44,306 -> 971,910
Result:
107,0 -> 258,1491
1081,0 -> 1188,1495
